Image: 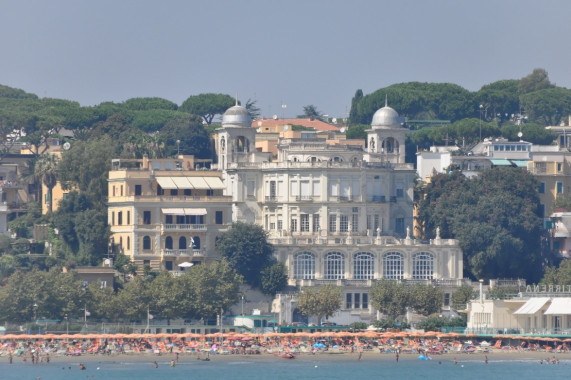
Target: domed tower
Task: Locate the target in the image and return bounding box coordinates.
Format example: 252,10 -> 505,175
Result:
366,97 -> 407,164
217,100 -> 256,170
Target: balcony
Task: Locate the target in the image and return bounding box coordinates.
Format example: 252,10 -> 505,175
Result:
265,196 -> 278,202
295,195 -> 313,202
162,249 -> 208,257
370,195 -> 386,203
162,224 -> 206,231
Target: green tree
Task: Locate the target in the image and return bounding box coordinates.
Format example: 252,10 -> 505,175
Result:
260,261 -> 288,295
215,222 -> 274,288
409,283 -> 442,316
518,68 -> 554,95
298,105 -> 325,121
417,167 -> 544,281
451,285 -> 476,307
122,97 -> 178,111
245,99 -> 261,120
296,285 -> 342,324
542,260 -> 571,285
520,87 -> 571,126
159,115 -> 212,158
179,93 -> 235,125
369,280 -> 410,319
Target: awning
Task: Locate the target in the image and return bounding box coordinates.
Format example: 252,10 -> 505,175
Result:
513,297 -> 550,315
544,298 -> 571,315
183,208 -> 207,216
203,177 -> 225,190
187,176 -> 210,189
510,160 -> 528,168
162,208 -> 185,215
171,177 -> 192,189
156,177 -> 177,189
489,159 -> 512,166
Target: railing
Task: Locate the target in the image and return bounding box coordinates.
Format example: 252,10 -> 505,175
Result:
162,249 -> 207,257
162,224 -> 206,231
295,195 -> 313,202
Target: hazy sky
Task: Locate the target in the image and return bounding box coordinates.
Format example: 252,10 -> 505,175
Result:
1,0 -> 570,119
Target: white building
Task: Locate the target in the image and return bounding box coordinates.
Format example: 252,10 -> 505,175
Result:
217,101 -> 465,324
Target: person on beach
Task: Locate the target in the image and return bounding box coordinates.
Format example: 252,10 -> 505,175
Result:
395,351 -> 399,363
9,352 -> 13,364
484,355 -> 488,364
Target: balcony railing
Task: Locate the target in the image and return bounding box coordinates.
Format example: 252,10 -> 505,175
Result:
163,224 -> 206,231
162,249 -> 207,257
295,195 -> 313,202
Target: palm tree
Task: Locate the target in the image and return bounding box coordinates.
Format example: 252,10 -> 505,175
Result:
34,153 -> 59,213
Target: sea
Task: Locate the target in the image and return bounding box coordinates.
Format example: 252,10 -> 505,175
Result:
1,355 -> 569,380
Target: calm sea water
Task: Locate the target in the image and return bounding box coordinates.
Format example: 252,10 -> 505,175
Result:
1,355 -> 569,380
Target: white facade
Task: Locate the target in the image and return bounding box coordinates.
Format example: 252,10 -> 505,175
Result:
218,102 -> 465,323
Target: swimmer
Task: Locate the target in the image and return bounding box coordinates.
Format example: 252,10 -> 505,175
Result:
454,357 -> 458,365
170,360 -> 175,367
79,363 -> 86,370
484,355 -> 488,364
153,361 -> 158,368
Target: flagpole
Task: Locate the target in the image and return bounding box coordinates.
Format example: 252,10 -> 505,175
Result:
145,306 -> 150,334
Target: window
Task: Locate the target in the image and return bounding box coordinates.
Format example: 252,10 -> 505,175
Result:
294,252 -> 315,279
165,215 -> 173,224
352,213 -> 359,233
300,214 -> 310,232
539,182 -> 545,194
329,215 -> 337,232
558,163 -> 563,172
362,293 -> 368,309
324,252 -> 345,280
165,236 -> 173,249
383,252 -> 404,279
165,261 -> 173,271
312,214 -> 320,232
135,184 -> 142,196
444,293 -> 450,306
191,236 -> 200,249
215,211 -> 223,224
127,236 -> 130,250
340,215 -> 349,232
206,189 -> 213,196
118,212 -> 123,225
127,211 -> 130,225
143,211 -> 151,225
354,252 -> 374,280
396,188 -> 404,197
354,293 -> 361,309
346,293 -> 352,309
111,212 -> 115,226
290,218 -> 298,232
557,182 -> 563,194
178,237 -> 187,249
171,189 -> 178,196
157,185 -> 164,195
395,217 -> 405,233
413,252 -> 434,280
539,203 -> 545,218
184,189 -> 191,196
143,236 -> 151,250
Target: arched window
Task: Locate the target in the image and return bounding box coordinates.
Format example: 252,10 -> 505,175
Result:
383,252 -> 404,279
165,236 -> 173,250
143,236 -> 151,250
127,236 -> 130,250
324,252 -> 345,280
354,252 -> 374,280
191,236 -> 200,249
179,237 -> 187,250
294,252 -> 315,279
413,252 -> 434,280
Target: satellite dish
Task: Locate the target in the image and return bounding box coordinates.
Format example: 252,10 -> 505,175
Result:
63,142 -> 71,150
332,118 -> 337,124
340,127 -> 346,133
518,132 -> 523,138
273,114 -> 278,120
283,125 -> 289,132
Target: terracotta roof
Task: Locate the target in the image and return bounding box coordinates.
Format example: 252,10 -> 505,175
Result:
252,118 -> 341,132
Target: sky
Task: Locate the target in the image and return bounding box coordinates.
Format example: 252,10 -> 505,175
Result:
1,0 -> 570,120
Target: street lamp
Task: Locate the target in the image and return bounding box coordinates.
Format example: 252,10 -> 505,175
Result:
241,295 -> 244,316
176,140 -> 180,156
479,104 -> 483,141
64,313 -> 69,334
33,303 -> 38,322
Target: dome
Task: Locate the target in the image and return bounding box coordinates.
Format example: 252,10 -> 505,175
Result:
371,106 -> 401,128
222,105 -> 251,127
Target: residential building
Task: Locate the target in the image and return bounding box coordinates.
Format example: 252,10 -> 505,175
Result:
107,155 -> 231,273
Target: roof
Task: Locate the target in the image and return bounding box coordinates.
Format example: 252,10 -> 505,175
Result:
513,297 -> 550,315
489,158 -> 512,166
156,176 -> 225,190
544,298 -> 571,315
252,118 -> 340,132
510,160 -> 528,167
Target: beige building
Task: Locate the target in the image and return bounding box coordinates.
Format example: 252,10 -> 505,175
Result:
107,155 -> 231,273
